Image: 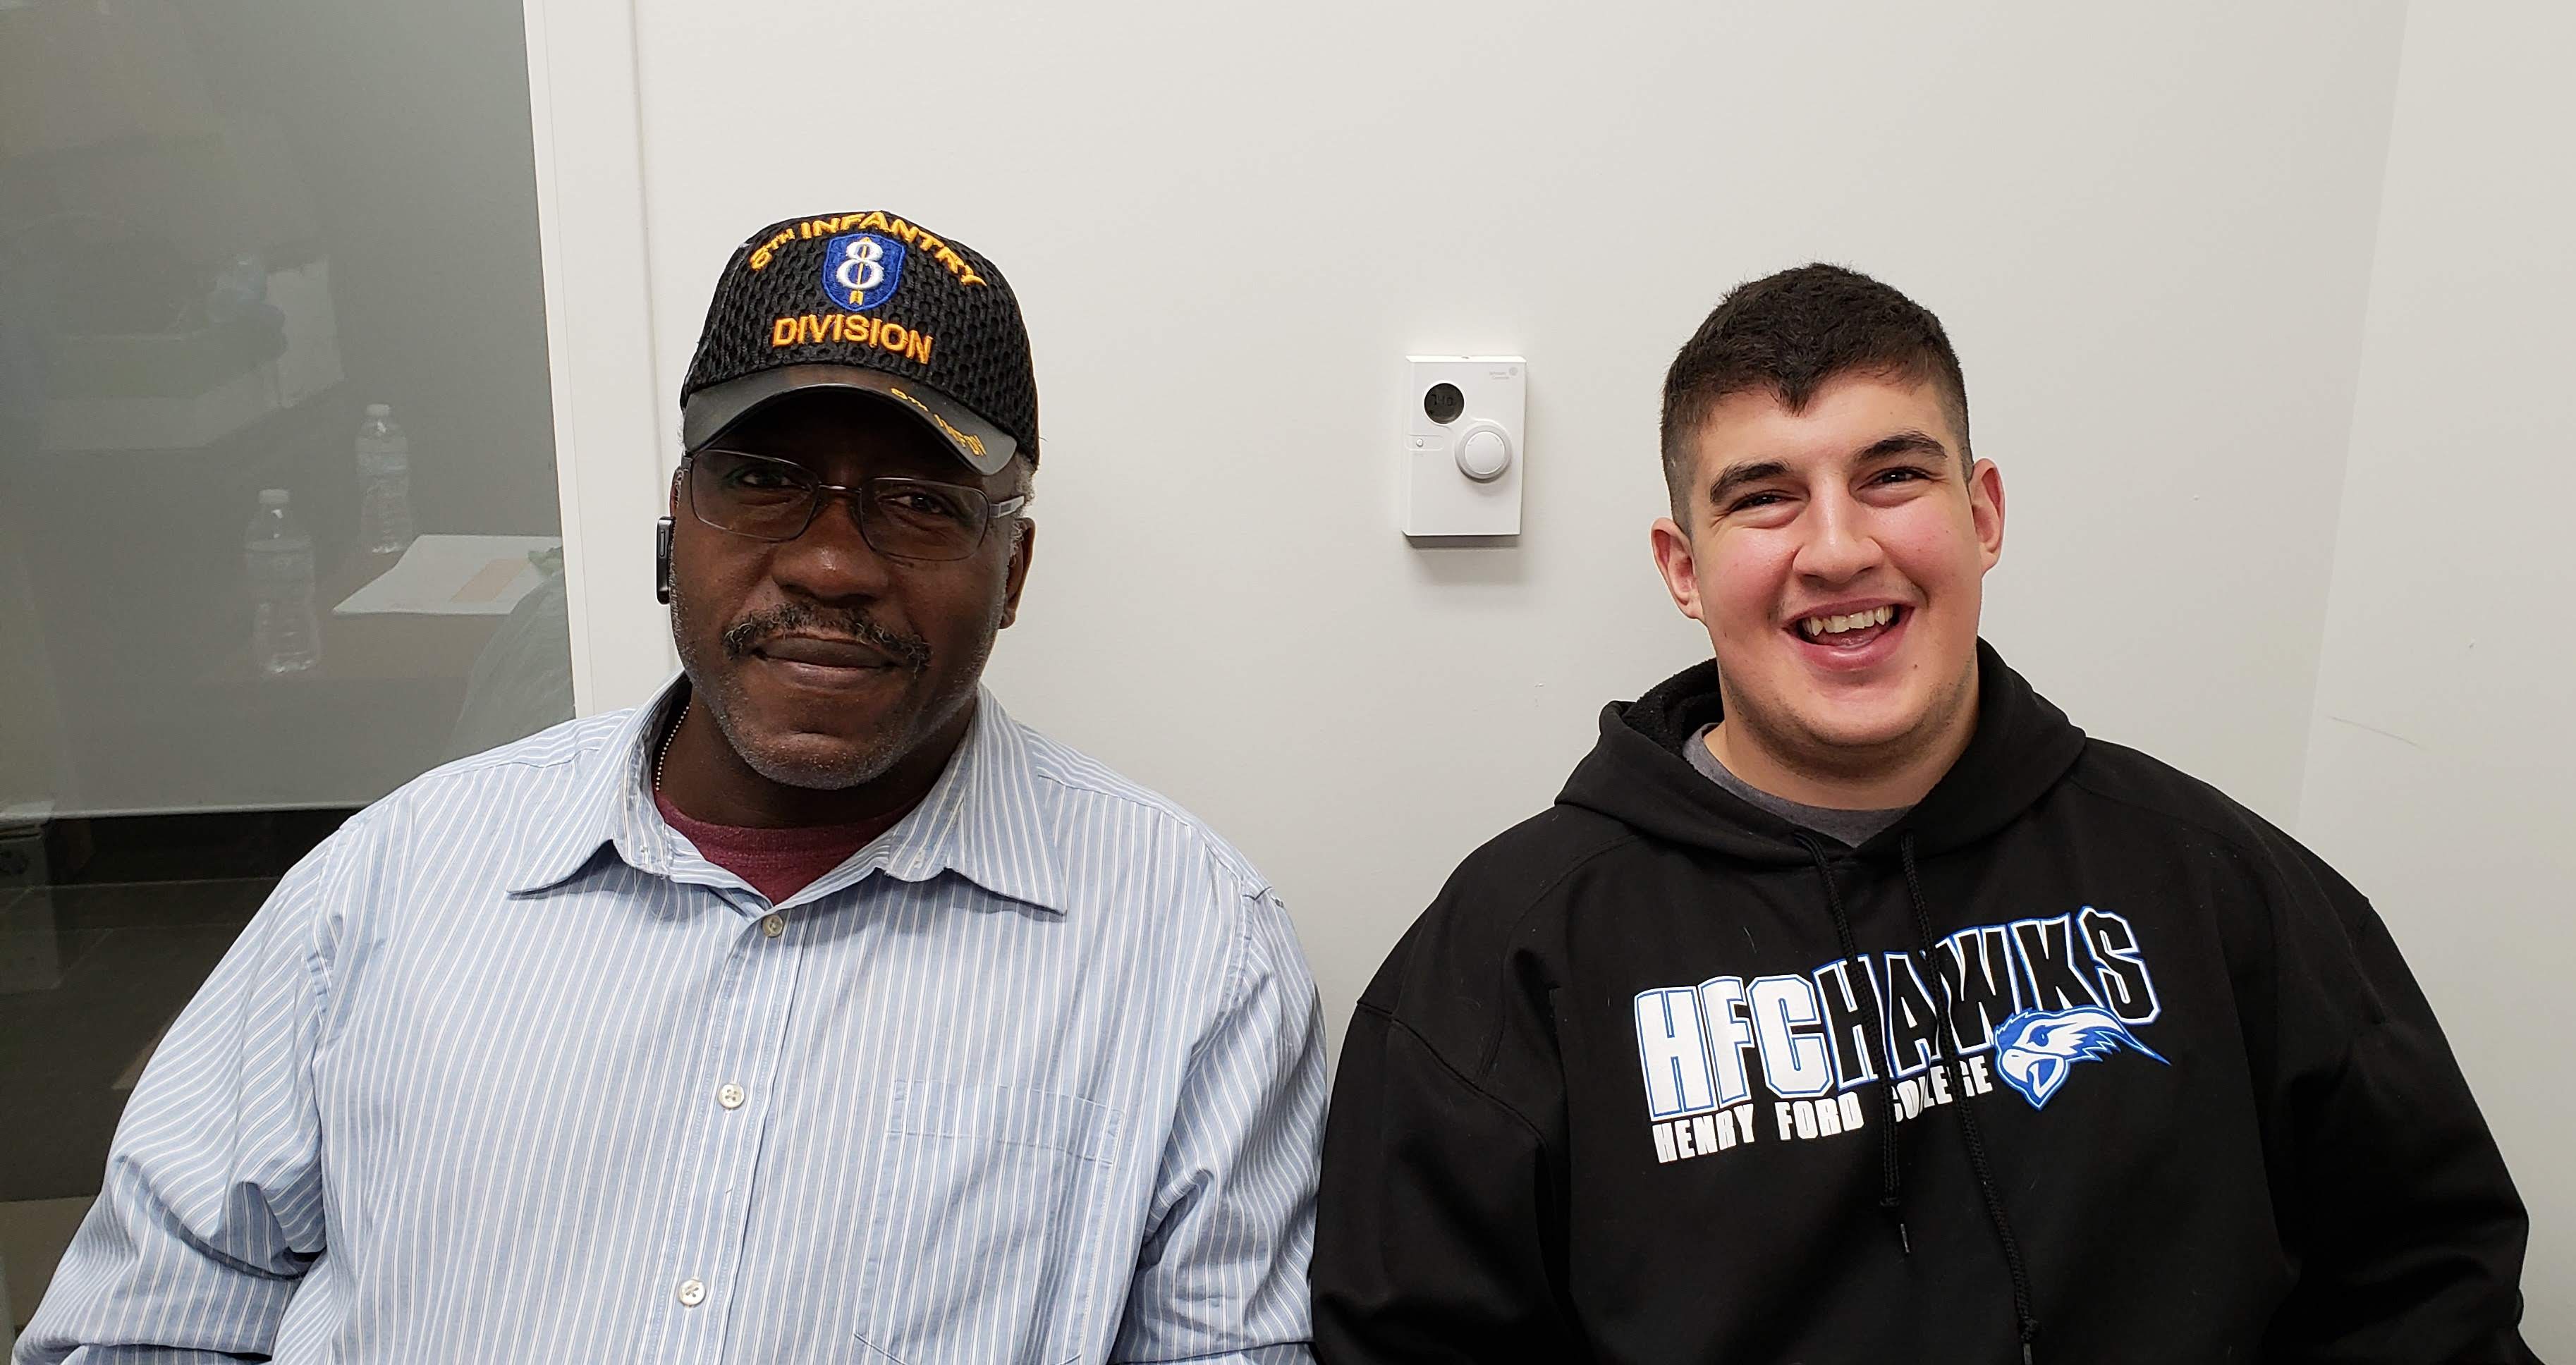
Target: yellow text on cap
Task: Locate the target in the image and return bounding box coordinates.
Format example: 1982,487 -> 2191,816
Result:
747,212 -> 987,287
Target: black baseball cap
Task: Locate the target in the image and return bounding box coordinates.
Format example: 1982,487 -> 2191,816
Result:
680,210 -> 1038,475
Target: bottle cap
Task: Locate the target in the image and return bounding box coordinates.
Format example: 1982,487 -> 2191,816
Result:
260,489 -> 290,507
366,403 -> 391,417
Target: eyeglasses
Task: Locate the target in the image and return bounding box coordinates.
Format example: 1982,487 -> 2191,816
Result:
684,448 -> 1027,562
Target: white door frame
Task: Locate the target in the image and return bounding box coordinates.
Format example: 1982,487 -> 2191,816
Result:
520,0 -> 676,715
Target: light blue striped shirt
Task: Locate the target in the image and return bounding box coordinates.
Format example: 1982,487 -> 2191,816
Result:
20,680 -> 1326,1364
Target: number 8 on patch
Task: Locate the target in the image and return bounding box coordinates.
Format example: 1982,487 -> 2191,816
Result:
822,231 -> 906,312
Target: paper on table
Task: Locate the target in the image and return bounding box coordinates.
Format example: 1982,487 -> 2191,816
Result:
334,534 -> 561,616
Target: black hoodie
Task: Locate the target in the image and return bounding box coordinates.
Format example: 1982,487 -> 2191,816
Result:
1313,644 -> 2536,1364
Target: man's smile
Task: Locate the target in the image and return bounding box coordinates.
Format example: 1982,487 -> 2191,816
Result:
1782,599 -> 1912,671
755,632 -> 903,668
745,634 -> 910,693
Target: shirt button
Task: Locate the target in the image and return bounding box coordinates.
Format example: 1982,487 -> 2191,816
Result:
718,1082 -> 745,1110
676,1278 -> 706,1308
762,913 -> 786,938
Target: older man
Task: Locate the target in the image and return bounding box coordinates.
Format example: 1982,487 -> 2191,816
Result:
23,211 -> 1326,1365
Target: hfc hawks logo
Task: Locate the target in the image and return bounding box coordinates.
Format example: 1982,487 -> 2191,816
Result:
1991,1005 -> 2167,1108
1632,907 -> 2174,1166
822,231 -> 905,312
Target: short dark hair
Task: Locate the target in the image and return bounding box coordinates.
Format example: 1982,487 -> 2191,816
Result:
1659,264 -> 1969,518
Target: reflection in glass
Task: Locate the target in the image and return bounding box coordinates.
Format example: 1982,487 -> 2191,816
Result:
0,0 -> 570,1330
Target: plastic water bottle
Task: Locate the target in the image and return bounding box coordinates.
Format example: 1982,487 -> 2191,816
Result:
247,489 -> 321,676
355,403 -> 415,554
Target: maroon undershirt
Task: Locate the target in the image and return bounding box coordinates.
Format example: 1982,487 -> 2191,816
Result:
653,788 -> 905,905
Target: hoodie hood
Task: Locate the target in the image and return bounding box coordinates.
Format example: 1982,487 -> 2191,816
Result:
1558,638 -> 2086,862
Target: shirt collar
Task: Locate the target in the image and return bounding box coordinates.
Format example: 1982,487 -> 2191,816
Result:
504,673 -> 1068,915
851,686 -> 1067,914
501,675 -> 680,895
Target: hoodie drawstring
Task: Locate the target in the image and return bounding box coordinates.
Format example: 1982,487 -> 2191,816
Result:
1899,833 -> 2042,1364
1800,831 -> 2043,1362
1796,835 -> 1909,1254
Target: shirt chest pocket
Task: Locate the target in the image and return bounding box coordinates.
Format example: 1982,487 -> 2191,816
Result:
853,1079 -> 1125,1365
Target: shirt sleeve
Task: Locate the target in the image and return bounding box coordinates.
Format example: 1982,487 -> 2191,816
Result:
1109,888 -> 1327,1365
2246,831 -> 2539,1361
16,824 -> 355,1364
1309,1003 -> 1581,1365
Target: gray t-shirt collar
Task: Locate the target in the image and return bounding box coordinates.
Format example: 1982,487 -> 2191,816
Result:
1685,723 -> 1911,849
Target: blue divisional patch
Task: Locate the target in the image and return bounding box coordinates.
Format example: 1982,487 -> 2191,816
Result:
821,231 -> 906,312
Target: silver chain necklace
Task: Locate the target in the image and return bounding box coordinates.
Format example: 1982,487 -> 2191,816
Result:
654,698 -> 690,792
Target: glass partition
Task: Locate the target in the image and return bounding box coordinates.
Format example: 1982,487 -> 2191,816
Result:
0,0 -> 567,1331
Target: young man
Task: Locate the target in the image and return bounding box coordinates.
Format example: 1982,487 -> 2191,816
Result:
23,212 -> 1326,1364
1310,266 -> 2535,1363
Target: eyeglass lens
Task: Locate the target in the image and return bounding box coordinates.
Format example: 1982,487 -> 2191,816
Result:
688,450 -> 994,561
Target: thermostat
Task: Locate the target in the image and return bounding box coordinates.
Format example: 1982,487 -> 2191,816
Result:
1402,355 -> 1525,537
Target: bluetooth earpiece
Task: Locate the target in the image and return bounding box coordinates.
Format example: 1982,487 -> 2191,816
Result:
654,516 -> 674,604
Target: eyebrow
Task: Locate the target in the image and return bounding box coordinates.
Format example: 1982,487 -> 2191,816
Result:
1857,429 -> 1951,467
1704,430 -> 1953,507
1707,460 -> 1790,507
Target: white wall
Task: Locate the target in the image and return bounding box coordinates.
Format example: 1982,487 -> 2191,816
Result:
530,0 -> 2576,1339
602,1 -> 2406,1046
2295,1 -> 2576,1342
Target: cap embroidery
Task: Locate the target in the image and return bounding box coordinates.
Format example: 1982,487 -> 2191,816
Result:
821,231 -> 905,312
769,312 -> 934,365
745,210 -> 986,285
887,386 -> 989,460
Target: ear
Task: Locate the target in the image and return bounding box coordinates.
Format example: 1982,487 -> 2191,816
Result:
999,518 -> 1036,628
1649,516 -> 1707,622
1967,457 -> 2005,572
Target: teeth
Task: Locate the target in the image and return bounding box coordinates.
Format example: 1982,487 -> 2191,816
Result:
1799,606 -> 1900,637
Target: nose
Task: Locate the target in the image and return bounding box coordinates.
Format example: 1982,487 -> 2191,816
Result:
766,488 -> 896,604
1790,483 -> 1887,585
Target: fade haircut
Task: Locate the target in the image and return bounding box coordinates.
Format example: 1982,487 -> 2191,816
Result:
1659,264 -> 1970,520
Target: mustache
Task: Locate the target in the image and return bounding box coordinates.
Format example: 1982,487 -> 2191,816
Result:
721,602 -> 932,672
